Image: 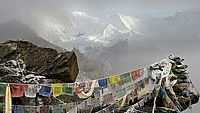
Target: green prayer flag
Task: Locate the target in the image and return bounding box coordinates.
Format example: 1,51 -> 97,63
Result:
0,83 -> 7,97
52,104 -> 64,113
62,84 -> 74,96
121,72 -> 130,80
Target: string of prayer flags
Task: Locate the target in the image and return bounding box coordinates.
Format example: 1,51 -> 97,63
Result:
25,84 -> 40,98
38,85 -> 52,97
10,84 -> 28,97
0,83 -> 7,96
51,104 -> 64,113
38,106 -> 51,113
62,84 -> 74,96
14,105 -> 24,113
51,84 -> 62,97
98,78 -> 108,89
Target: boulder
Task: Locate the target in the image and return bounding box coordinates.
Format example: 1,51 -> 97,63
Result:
0,40 -> 79,83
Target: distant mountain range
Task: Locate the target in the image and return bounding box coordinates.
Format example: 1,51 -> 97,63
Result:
21,11 -> 143,50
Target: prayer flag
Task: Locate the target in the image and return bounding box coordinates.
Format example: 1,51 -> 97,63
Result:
62,84 -> 74,96
24,106 -> 38,113
25,84 -> 40,98
109,75 -> 120,85
52,104 -> 64,113
139,84 -> 148,97
39,106 -> 51,113
120,72 -> 131,84
10,84 -> 28,97
39,85 -> 51,97
121,72 -> 130,79
131,69 -> 142,81
14,105 -> 24,113
51,84 -> 62,97
98,78 -> 108,89
0,83 -> 7,97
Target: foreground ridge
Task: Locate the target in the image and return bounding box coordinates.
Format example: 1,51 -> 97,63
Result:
0,41 -> 199,113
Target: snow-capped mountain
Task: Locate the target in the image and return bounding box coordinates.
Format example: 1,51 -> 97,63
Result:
28,11 -> 143,50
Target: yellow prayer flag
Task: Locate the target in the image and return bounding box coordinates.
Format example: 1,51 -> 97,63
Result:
51,84 -> 63,97
139,84 -> 148,97
109,75 -> 120,85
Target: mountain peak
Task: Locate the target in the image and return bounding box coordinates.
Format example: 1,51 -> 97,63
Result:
71,11 -> 88,16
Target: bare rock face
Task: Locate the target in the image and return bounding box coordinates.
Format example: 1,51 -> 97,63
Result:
0,40 -> 79,83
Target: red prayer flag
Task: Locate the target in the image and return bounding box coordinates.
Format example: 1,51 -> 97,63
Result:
131,69 -> 141,80
10,84 -> 28,97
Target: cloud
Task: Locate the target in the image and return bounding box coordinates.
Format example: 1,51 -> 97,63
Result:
0,0 -> 200,23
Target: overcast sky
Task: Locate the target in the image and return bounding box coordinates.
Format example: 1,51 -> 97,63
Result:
0,0 -> 199,112
0,0 -> 200,22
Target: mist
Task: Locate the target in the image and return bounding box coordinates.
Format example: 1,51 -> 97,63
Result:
0,0 -> 199,112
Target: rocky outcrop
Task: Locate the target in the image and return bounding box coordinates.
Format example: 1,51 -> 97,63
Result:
130,55 -> 199,113
0,40 -> 79,83
170,56 -> 199,110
